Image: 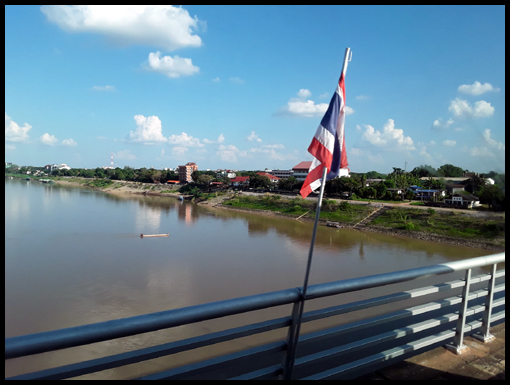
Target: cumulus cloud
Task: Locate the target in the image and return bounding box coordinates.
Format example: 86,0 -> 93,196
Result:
40,5 -> 202,51
61,138 -> 77,146
171,146 -> 188,156
217,134 -> 225,143
144,51 -> 199,78
40,133 -> 59,146
247,131 -> 262,142
278,89 -> 353,118
431,117 -> 454,130
92,85 -> 115,91
356,95 -> 370,100
5,113 -> 31,143
203,133 -> 225,144
448,98 -> 494,118
216,144 -> 248,163
458,81 -> 500,95
127,114 -> 167,143
359,119 -> 415,151
443,140 -> 456,147
469,129 -> 505,157
168,132 -> 203,147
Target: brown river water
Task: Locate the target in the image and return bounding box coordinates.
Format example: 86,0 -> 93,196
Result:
5,178 -> 498,379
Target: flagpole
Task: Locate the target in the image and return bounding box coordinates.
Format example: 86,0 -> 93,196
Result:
284,48 -> 351,380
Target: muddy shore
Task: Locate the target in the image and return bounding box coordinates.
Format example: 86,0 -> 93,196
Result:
52,178 -> 504,252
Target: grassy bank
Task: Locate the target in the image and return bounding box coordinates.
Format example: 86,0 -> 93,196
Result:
223,194 -> 373,223
371,208 -> 505,241
222,194 -> 505,247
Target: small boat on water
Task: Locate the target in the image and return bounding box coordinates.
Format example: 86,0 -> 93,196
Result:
140,233 -> 169,238
178,195 -> 184,201
326,221 -> 343,228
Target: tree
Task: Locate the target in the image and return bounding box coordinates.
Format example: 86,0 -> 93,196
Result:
374,181 -> 387,199
476,185 -> 505,210
249,174 -> 271,189
196,174 -> 213,185
410,165 -> 437,178
466,174 -> 487,194
437,164 -> 464,178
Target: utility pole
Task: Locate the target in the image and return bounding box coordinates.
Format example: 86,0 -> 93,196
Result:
405,161 -> 408,173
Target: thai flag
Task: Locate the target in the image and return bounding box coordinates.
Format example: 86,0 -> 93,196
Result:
300,55 -> 349,199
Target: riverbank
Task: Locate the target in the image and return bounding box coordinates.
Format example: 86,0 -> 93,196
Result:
50,178 -> 504,252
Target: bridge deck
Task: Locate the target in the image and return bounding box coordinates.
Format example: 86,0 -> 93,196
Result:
357,322 -> 505,380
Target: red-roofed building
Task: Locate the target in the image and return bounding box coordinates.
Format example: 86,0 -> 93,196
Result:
230,176 -> 250,187
292,162 -> 312,181
256,172 -> 280,184
292,161 -> 350,181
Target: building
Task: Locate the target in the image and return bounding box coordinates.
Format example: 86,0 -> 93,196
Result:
216,169 -> 236,179
444,193 -> 481,209
292,161 -> 350,181
230,176 -> 250,187
292,162 -> 312,181
178,162 -> 198,183
256,172 -> 280,184
270,170 -> 294,179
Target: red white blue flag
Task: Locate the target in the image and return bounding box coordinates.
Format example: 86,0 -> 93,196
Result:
300,53 -> 349,199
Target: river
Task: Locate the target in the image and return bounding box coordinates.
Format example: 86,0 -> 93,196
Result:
4,178 -> 494,378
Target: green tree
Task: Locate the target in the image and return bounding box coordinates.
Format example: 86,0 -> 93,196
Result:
249,174 -> 271,189
476,185 -> 505,210
437,164 -> 464,177
410,165 -> 437,178
466,174 -> 487,194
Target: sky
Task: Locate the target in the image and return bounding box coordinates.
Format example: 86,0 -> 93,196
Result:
5,5 -> 505,174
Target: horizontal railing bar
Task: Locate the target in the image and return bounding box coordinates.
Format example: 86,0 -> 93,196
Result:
299,286 -> 495,348
228,364 -> 283,380
295,301 -> 492,371
4,253 -> 504,375
5,316 -> 292,380
5,288 -> 301,360
136,341 -> 286,380
300,315 -> 494,381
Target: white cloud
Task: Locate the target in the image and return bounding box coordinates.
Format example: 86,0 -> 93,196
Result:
431,117 -> 454,130
297,89 -> 312,99
356,95 -> 370,100
443,140 -> 456,147
469,129 -> 505,157
278,89 -> 353,118
61,138 -> 77,146
229,77 -> 245,85
482,129 -> 504,150
458,81 -> 500,95
211,77 -> 220,82
359,119 -> 415,151
247,131 -> 262,142
171,146 -> 188,156
5,144 -> 16,150
261,144 -> 284,149
217,134 -> 225,143
5,113 -> 31,143
92,85 -> 115,91
145,51 -> 199,78
168,132 -> 203,147
40,5 -> 202,51
114,150 -> 137,160
448,98 -> 494,118
127,114 -> 167,143
40,133 -> 59,146
216,144 -> 248,163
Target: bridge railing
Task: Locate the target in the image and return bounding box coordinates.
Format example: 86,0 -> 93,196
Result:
5,252 -> 505,380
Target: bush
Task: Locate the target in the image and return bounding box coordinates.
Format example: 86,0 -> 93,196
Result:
427,208 -> 436,215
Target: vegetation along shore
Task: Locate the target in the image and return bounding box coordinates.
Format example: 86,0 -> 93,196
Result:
13,175 -> 504,252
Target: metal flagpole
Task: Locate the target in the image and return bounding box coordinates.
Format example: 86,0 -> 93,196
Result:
283,48 -> 351,380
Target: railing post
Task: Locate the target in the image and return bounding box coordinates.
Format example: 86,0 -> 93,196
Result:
446,268 -> 471,354
280,299 -> 301,380
473,263 -> 497,343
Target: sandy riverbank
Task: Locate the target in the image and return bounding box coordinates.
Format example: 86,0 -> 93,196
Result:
52,178 -> 504,252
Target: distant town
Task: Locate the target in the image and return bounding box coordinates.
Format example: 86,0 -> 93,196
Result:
5,161 -> 505,211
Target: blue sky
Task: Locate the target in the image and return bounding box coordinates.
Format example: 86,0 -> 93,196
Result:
5,5 -> 505,174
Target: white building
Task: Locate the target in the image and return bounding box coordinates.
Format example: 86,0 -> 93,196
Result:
270,170 -> 294,179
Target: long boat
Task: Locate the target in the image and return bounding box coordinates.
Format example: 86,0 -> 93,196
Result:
140,234 -> 169,238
